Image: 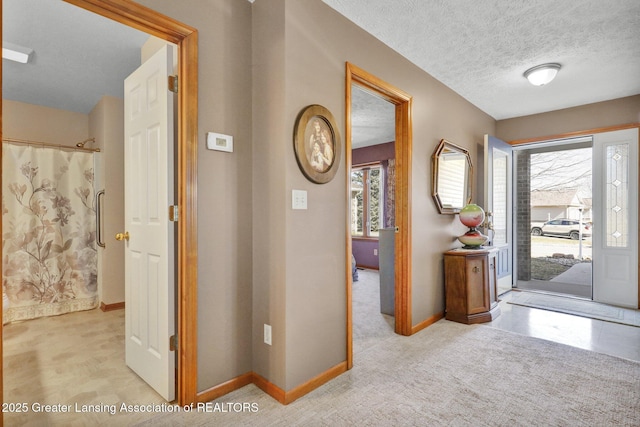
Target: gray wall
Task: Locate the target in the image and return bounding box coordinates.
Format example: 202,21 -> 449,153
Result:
496,95 -> 640,142
253,0 -> 496,391
136,0 -> 254,392
251,0 -> 288,389
138,0 -> 497,395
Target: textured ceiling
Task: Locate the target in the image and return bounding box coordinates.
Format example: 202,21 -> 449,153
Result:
3,1 -> 639,130
351,86 -> 396,148
3,0 -> 148,114
324,0 -> 640,120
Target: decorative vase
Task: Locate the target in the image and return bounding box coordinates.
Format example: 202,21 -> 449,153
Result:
459,203 -> 485,227
458,204 -> 488,249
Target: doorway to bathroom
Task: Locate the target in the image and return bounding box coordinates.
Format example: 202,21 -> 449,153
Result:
1,0 -> 200,413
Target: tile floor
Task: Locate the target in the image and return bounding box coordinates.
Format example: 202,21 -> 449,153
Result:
3,308 -> 165,426
486,290 -> 640,362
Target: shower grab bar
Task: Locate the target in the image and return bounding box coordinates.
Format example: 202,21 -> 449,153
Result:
96,189 -> 106,248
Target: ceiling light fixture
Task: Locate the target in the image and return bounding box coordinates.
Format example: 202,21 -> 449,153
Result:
524,63 -> 561,86
2,42 -> 33,64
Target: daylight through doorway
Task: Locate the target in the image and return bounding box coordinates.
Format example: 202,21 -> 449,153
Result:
515,139 -> 593,299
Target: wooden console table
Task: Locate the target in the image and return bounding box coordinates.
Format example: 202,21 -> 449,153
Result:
444,247 -> 500,324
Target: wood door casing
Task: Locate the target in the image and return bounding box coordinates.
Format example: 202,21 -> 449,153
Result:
65,0 -> 197,406
345,63 -> 413,370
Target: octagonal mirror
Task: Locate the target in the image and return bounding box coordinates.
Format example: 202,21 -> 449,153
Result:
431,139 -> 472,214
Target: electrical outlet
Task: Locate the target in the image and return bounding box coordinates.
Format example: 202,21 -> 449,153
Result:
374,248 -> 378,256
264,324 -> 272,345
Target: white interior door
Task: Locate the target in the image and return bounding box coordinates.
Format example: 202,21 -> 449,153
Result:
592,128 -> 638,308
484,134 -> 513,294
123,44 -> 175,401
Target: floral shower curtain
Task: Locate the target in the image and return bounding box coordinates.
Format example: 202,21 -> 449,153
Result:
2,143 -> 98,323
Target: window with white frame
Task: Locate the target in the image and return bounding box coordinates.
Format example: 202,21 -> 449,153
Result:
351,165 -> 383,237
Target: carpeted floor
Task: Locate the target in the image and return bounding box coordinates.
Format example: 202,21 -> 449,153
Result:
137,269 -> 640,426
140,320 -> 640,426
509,291 -> 640,327
352,269 -> 396,355
6,270 -> 639,426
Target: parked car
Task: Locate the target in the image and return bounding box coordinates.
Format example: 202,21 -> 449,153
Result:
531,219 -> 591,240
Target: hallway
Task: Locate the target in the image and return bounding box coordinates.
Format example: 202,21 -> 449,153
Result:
2,270 -> 638,425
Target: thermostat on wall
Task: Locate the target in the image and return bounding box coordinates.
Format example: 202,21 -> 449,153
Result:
206,132 -> 233,153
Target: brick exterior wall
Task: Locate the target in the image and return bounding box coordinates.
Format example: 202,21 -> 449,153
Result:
516,151 -> 531,281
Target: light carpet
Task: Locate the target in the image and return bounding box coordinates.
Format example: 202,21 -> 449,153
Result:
509,291 -> 640,328
139,320 -> 640,426
352,269 -> 396,355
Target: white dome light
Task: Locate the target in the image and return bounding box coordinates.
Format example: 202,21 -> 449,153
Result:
524,63 -> 561,86
2,42 -> 33,64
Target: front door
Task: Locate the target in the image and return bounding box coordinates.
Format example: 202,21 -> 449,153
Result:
484,135 -> 513,295
592,128 -> 638,307
122,44 -> 176,401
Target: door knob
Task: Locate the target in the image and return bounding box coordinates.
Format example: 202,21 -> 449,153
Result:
115,232 -> 129,241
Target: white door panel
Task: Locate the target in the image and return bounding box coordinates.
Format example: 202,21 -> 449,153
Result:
592,128 -> 638,308
124,44 -> 176,400
484,135 -> 513,294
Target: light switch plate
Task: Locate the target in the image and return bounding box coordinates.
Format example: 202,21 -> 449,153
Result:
206,132 -> 233,152
292,190 -> 307,210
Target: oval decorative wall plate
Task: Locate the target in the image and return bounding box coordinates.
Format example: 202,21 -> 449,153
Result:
293,104 -> 341,184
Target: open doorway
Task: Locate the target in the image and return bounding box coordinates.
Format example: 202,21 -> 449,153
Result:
515,138 -> 593,299
511,127 -> 639,309
345,63 -> 413,369
349,84 -> 397,352
2,0 -> 199,416
2,0 -> 175,415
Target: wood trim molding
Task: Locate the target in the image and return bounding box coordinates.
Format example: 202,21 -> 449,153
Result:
0,0 -> 4,416
100,302 -> 125,312
177,26 -> 200,409
252,373 -> 286,404
282,362 -> 347,405
64,0 -> 195,44
395,98 -> 413,336
197,372 -> 254,404
345,62 -> 415,370
345,69 -> 354,369
508,123 -> 640,145
253,361 -> 348,405
61,0 -> 199,406
196,362 -> 349,407
411,312 -> 445,335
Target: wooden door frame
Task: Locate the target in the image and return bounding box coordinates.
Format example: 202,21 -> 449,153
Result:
0,0 -> 199,409
345,62 -> 413,369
